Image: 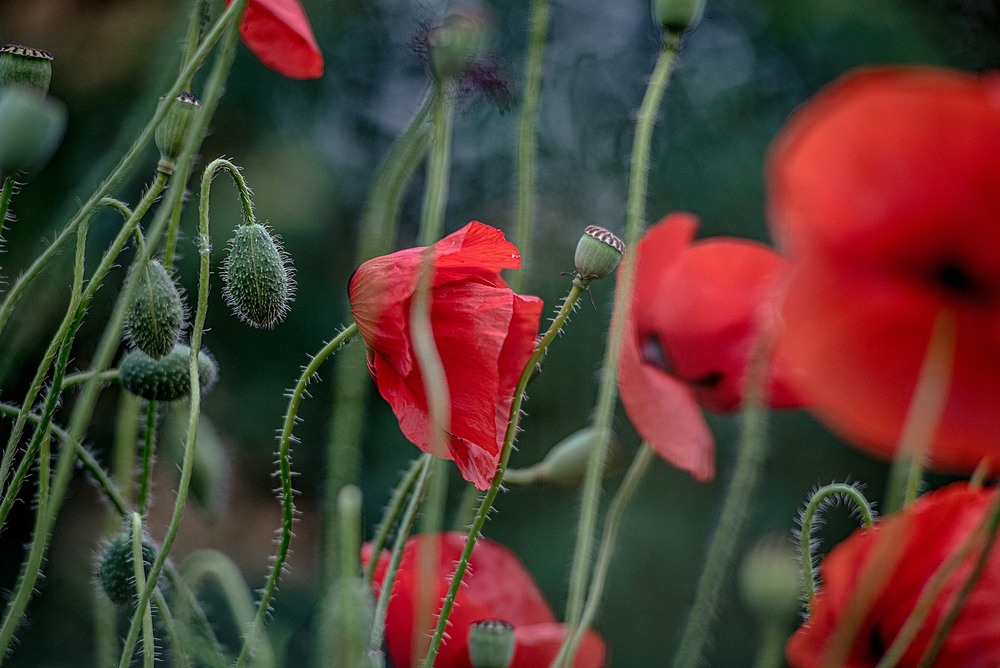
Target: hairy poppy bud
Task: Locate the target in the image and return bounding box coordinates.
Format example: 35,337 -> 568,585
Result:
468,619 -> 516,668
574,226 -> 624,281
0,86 -> 66,177
738,534 -> 802,624
0,44 -> 53,94
652,0 -> 706,33
124,259 -> 186,359
120,343 -> 218,402
222,222 -> 295,328
155,91 -> 200,174
98,531 -> 158,607
427,6 -> 493,82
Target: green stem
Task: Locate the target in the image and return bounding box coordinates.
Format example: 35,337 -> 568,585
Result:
137,400 -> 158,514
0,175 -> 14,239
129,513 -> 156,668
510,0 -> 551,293
562,34 -> 681,648
752,624 -> 788,668
420,279 -> 589,667
363,455 -> 425,587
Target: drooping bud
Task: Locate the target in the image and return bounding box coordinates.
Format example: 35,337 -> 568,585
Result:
0,86 -> 66,177
120,343 -> 218,402
222,222 -> 295,328
574,226 -> 624,281
155,91 -> 200,174
0,45 -> 53,94
652,0 -> 706,34
124,259 -> 186,359
98,531 -> 158,607
427,5 -> 493,82
539,427 -> 617,485
468,619 -> 516,668
738,534 -> 802,625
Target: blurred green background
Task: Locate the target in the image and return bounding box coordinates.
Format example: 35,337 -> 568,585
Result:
0,0 -> 998,665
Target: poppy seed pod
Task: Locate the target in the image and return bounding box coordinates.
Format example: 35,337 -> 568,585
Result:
468,620 -> 517,668
120,344 -> 218,402
124,259 -> 186,359
222,222 -> 295,328
574,226 -> 624,281
155,91 -> 200,174
652,0 -> 706,33
0,44 -> 53,94
97,531 -> 158,608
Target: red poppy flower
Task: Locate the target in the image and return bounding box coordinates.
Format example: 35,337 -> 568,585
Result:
226,0 -> 323,79
768,67 -> 1000,472
363,532 -> 607,668
786,483 -> 1000,667
617,213 -> 803,481
348,222 -> 543,490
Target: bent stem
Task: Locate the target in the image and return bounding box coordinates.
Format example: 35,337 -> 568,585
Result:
419,278 -> 589,668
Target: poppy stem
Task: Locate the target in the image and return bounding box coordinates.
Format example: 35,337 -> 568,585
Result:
420,279 -> 589,668
363,456 -> 429,587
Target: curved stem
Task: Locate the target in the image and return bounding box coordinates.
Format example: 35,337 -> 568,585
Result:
362,456 -> 426,587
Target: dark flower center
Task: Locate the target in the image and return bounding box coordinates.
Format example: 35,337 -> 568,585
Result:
930,259 -> 990,302
639,333 -> 723,388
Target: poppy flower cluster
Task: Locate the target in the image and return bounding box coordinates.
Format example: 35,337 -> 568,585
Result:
227,0 -> 324,79
786,483 -> 1000,667
768,67 -> 1000,473
363,532 -> 606,667
348,222 -> 543,490
617,212 -> 802,481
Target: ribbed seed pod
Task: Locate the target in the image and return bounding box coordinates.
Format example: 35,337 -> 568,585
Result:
124,259 -> 186,358
120,343 -> 218,402
0,44 -> 53,94
222,222 -> 295,328
154,91 -> 200,174
97,531 -> 158,607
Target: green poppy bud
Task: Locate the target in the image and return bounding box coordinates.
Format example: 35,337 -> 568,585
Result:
98,531 -> 158,607
0,86 -> 66,177
155,91 -> 200,174
428,6 -> 493,82
738,534 -> 802,624
120,343 -> 218,402
574,226 -> 624,281
652,0 -> 706,33
222,222 -> 295,328
0,44 -> 53,94
468,619 -> 516,668
329,577 -> 376,666
124,259 -> 186,359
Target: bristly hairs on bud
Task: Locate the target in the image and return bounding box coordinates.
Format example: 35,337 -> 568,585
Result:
221,221 -> 296,328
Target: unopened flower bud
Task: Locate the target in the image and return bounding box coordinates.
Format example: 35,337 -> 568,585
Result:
330,577 -> 376,666
155,91 -> 200,174
738,534 -> 802,624
468,619 -> 516,668
0,45 -> 53,94
0,86 -> 66,177
222,222 -> 295,328
574,226 -> 624,281
652,0 -> 706,34
428,6 -> 493,82
98,531 -> 158,607
120,344 -> 218,402
124,259 -> 186,359
539,427 -> 617,485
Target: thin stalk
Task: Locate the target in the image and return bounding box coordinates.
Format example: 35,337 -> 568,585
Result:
0,175 -> 14,238
130,513 -> 156,668
562,34 -> 682,648
137,400 -> 158,514
363,456 -> 426,587
62,369 -> 121,388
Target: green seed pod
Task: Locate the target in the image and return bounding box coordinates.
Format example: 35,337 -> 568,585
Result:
124,259 -> 186,359
574,226 -> 624,281
468,619 -> 516,668
120,343 -> 218,402
155,91 -> 200,174
0,86 -> 66,177
222,222 -> 295,328
652,0 -> 706,33
0,44 -> 53,94
98,531 -> 158,607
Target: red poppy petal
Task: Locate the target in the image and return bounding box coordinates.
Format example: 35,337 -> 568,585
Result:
494,294 -> 545,443
433,221 -> 523,282
631,213 -> 699,318
233,0 -> 324,79
510,624 -> 607,668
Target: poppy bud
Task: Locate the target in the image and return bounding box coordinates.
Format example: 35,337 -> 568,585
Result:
468,619 -> 516,668
538,427 -> 617,485
155,91 -> 200,174
652,0 -> 706,33
120,344 -> 218,402
738,534 -> 802,624
427,6 -> 493,82
329,577 -> 376,666
0,44 -> 53,94
574,226 -> 624,281
222,222 -> 295,328
97,531 -> 158,607
124,259 -> 186,359
0,86 -> 66,177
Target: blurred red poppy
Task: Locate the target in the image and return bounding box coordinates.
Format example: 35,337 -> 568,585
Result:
768,67 -> 1000,472
349,222 -> 543,490
363,532 -> 607,668
617,213 -> 802,481
226,0 -> 323,79
786,483 -> 1000,667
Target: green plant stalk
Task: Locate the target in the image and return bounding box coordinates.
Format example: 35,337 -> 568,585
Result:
562,34 -> 681,647
510,0 -> 551,293
452,480 -> 483,531
138,400 -> 158,514
0,175 -> 14,239
362,455 -> 425,587
62,369 -> 122,388
553,443 -> 655,666
800,483 -> 876,618
752,624 -> 788,668
420,278 -> 589,668
671,334 -> 774,668
235,324 -> 360,667
129,513 -> 156,668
